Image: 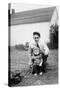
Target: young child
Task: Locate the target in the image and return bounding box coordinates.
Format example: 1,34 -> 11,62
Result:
28,32 -> 49,76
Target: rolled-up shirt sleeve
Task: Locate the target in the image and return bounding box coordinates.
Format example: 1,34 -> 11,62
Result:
42,42 -> 49,55
39,40 -> 49,55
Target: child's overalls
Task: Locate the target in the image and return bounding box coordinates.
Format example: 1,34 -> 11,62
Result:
31,43 -> 43,74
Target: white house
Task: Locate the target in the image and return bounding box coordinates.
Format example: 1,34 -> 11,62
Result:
9,4 -> 58,46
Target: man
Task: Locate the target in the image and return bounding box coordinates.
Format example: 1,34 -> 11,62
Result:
28,32 -> 49,75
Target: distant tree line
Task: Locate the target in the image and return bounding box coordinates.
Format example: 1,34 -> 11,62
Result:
15,42 -> 29,51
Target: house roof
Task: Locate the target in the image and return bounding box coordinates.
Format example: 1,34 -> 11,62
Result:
10,7 -> 56,26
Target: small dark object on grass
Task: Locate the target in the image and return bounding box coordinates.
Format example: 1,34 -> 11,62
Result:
10,70 -> 22,86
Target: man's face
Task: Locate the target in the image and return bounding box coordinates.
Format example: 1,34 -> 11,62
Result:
33,35 -> 40,43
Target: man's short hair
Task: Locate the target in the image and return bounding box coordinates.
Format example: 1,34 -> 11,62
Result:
33,32 -> 40,37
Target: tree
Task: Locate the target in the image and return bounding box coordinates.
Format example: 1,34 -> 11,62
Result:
47,24 -> 58,49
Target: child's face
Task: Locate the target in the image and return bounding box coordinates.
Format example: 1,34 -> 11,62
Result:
33,35 -> 40,43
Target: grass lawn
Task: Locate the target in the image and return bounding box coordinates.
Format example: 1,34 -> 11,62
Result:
10,48 -> 58,86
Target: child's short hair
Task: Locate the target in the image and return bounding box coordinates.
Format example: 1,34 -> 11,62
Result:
33,32 -> 40,37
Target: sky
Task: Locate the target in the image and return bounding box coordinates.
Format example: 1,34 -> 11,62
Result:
11,3 -> 53,13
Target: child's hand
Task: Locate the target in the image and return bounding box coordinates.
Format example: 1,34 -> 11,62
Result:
39,62 -> 42,66
39,60 -> 43,66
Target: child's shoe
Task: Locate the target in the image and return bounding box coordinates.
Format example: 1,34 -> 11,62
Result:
39,72 -> 43,75
34,73 -> 37,76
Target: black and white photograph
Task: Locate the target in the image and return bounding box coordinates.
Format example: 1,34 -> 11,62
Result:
8,3 -> 58,87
